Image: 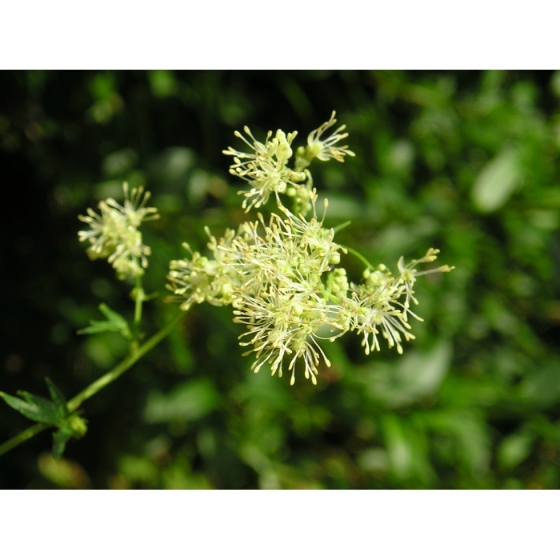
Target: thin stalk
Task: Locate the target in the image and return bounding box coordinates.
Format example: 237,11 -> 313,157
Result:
340,244 -> 375,271
133,274 -> 144,339
68,310 -> 184,412
333,220 -> 351,234
0,423 -> 48,457
321,273 -> 340,304
0,310 -> 185,458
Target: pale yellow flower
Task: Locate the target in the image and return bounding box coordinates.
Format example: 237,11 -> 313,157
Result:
78,183 -> 159,279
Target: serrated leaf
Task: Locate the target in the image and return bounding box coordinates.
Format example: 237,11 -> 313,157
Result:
45,378 -> 68,419
0,391 -> 61,424
472,146 -> 522,213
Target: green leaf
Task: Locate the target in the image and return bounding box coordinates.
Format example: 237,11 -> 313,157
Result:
471,146 -> 522,213
380,414 -> 414,480
379,414 -> 435,485
423,411 -> 490,476
144,379 -> 220,423
45,378 -> 68,419
78,303 -> 131,338
353,340 -> 452,408
498,430 -> 535,470
77,321 -> 117,335
0,391 -> 61,424
98,303 -> 128,329
519,361 -> 560,409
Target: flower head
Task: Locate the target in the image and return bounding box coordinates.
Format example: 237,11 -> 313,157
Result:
78,183 -> 159,279
233,284 -> 332,385
305,111 -> 355,163
223,127 -> 306,212
168,112 -> 454,386
166,227 -> 241,310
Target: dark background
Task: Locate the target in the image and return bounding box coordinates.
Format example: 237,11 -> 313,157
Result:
2,70 -> 560,489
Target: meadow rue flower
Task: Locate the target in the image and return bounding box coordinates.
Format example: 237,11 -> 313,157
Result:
78,182 -> 159,280
168,112 -> 453,385
295,111 -> 356,170
167,227 -> 242,310
223,127 -> 306,212
233,284 -> 332,386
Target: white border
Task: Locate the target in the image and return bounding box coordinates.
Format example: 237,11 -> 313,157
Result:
1,2 -> 557,69
1,490 -> 557,558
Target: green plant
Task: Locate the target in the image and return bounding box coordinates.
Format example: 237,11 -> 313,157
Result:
0,110 -> 451,460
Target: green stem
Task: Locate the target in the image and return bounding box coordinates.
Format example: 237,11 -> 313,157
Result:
68,310 -> 184,412
340,245 -> 375,271
0,310 -> 186,458
321,274 -> 341,304
133,274 -> 144,339
333,220 -> 351,234
0,423 -> 49,457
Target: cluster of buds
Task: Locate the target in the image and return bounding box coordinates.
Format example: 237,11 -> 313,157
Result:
167,113 -> 453,385
78,183 -> 159,280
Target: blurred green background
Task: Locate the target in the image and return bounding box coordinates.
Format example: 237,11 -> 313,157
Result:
1,70 -> 560,489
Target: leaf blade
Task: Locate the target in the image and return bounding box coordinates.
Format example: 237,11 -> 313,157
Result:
0,391 -> 60,424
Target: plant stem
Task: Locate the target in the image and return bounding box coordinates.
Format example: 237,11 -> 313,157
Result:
67,310 -> 184,412
340,244 -> 375,271
333,220 -> 351,234
0,310 -> 186,458
0,423 -> 48,458
133,274 -> 144,339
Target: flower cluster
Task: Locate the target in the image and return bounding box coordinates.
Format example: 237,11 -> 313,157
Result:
222,111 -> 354,216
168,112 -> 453,384
78,183 -> 159,279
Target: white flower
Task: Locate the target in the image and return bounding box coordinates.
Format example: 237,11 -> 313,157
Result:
223,127 -> 306,212
305,111 -> 355,163
396,248 -> 454,317
78,183 -> 159,279
339,250 -> 454,355
233,284 -> 332,385
166,227 -> 241,310
167,113 -> 454,387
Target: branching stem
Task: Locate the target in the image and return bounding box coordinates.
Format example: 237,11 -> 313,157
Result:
0,310 -> 186,458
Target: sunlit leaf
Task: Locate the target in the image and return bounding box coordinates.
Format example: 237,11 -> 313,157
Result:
354,340 -> 452,408
144,379 -> 220,423
498,430 -> 535,470
471,146 -> 522,212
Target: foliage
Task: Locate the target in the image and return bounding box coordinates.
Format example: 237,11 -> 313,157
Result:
1,70 -> 560,489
